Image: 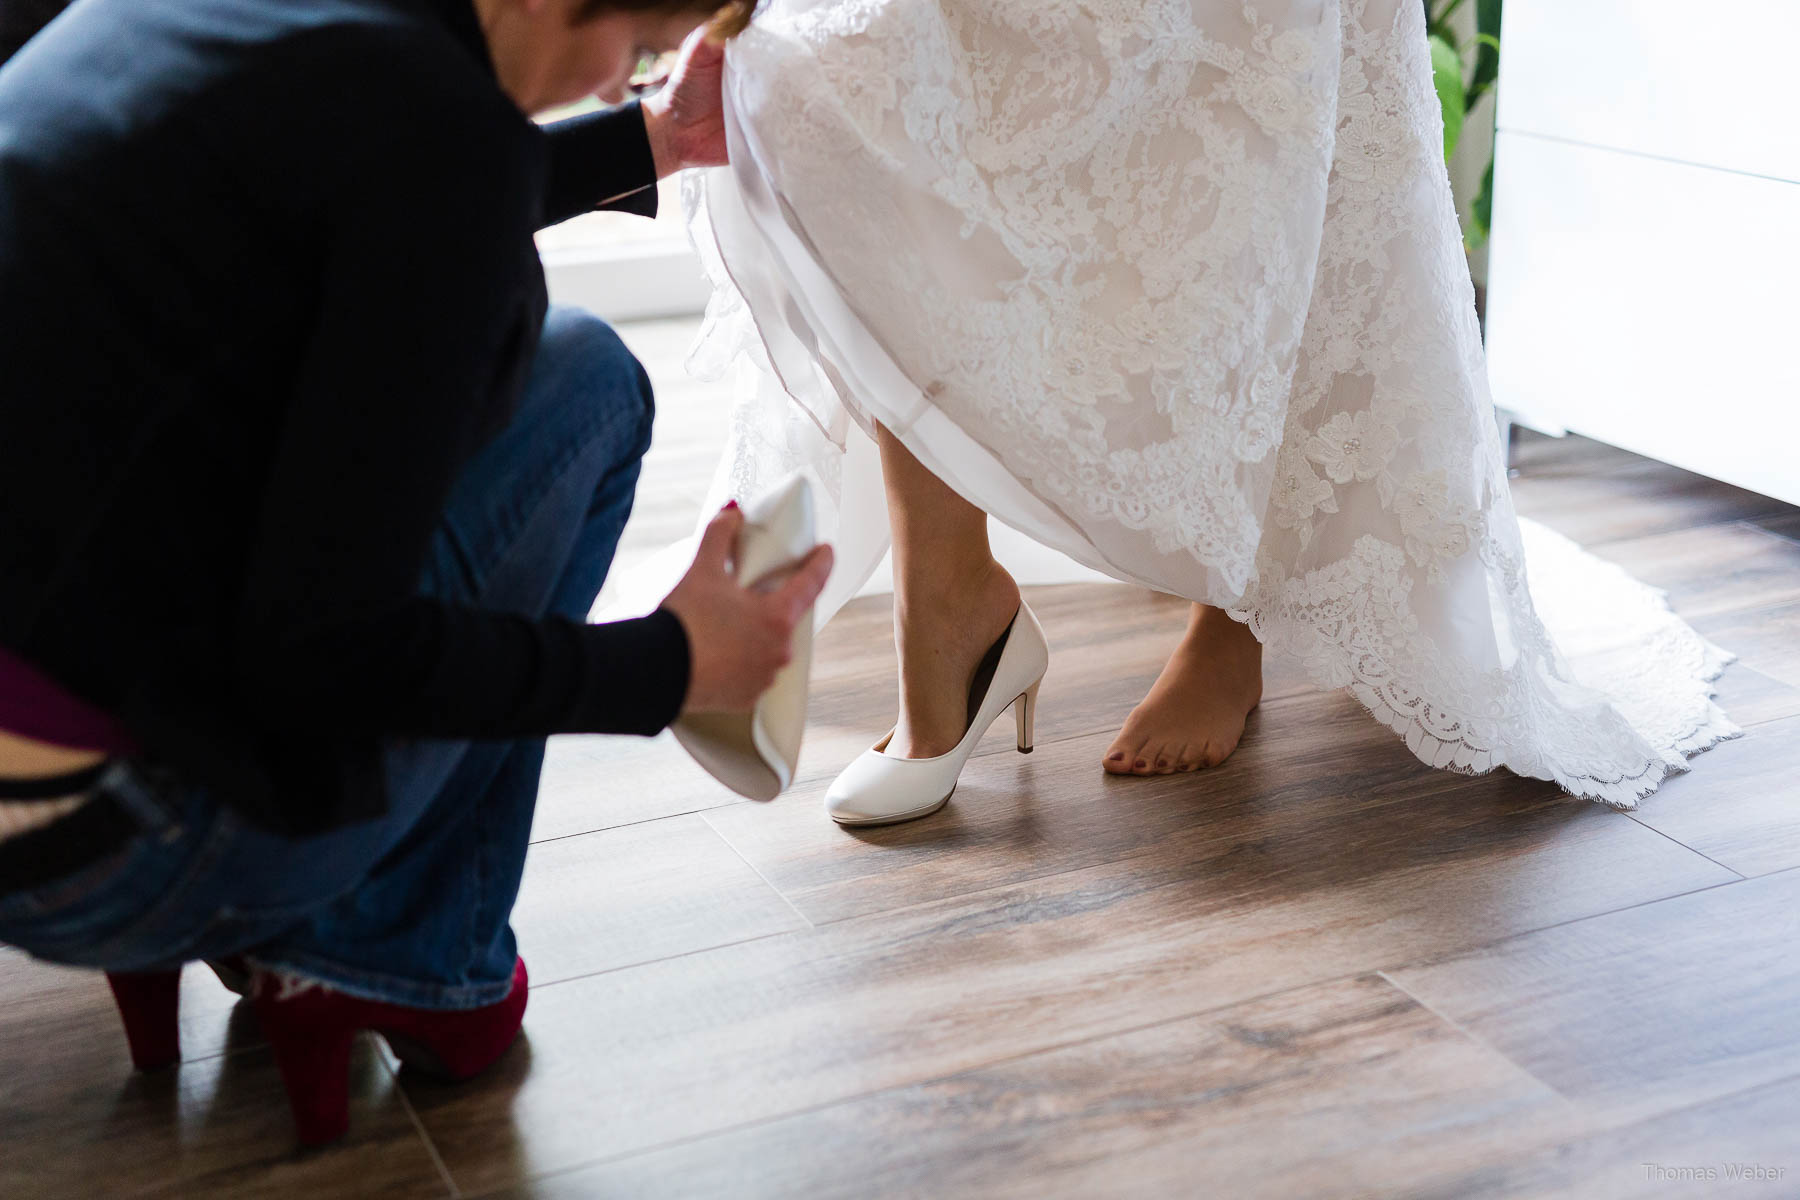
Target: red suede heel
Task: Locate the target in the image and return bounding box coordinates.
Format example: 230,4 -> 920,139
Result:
251,957 -> 529,1147
105,967 -> 183,1070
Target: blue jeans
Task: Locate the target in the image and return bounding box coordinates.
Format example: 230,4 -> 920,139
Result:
0,306 -> 653,1008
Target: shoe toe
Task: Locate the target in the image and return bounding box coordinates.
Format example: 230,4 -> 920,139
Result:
823,750 -> 952,825
822,755 -> 889,823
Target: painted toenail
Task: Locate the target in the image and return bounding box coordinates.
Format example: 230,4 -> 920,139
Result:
1134,759 -> 1147,769
1107,751 -> 1124,762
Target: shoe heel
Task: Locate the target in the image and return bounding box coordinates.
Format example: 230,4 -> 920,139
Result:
254,988 -> 356,1147
1014,681 -> 1041,753
106,968 -> 182,1070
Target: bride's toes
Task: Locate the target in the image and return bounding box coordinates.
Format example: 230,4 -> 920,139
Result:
1102,735 -> 1146,774
1130,742 -> 1168,775
1159,743 -> 1204,774
1106,697 -> 1253,777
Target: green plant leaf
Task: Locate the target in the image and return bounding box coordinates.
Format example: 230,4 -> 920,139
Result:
1469,155 -> 1494,248
1432,0 -> 1471,28
1424,0 -> 1455,44
1429,33 -> 1466,162
1471,0 -> 1501,93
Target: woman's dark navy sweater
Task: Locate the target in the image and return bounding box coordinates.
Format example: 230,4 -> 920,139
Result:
0,0 -> 689,833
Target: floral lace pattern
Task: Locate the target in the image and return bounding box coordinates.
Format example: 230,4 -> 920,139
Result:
684,0 -> 1740,806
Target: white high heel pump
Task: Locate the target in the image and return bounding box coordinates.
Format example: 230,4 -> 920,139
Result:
674,475 -> 817,802
824,602 -> 1049,826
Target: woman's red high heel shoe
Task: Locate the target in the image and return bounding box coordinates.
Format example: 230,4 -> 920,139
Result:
251,956 -> 529,1147
105,967 -> 183,1070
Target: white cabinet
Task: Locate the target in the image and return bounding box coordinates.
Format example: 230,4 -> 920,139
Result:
1483,0 -> 1800,505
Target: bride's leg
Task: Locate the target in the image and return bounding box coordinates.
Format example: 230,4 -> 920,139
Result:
878,423 -> 1022,758
1104,603 -> 1262,775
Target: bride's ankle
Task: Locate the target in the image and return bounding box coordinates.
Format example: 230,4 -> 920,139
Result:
1188,603 -> 1256,643
895,561 -> 1018,629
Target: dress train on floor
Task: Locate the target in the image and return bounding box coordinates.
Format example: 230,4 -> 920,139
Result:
668,0 -> 1737,805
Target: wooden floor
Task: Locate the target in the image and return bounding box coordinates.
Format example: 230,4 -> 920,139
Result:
5,319 -> 1800,1198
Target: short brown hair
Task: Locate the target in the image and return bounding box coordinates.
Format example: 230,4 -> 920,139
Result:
576,0 -> 757,39
705,0 -> 756,38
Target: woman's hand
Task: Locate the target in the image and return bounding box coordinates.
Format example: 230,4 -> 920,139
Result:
642,28 -> 729,177
661,504 -> 834,714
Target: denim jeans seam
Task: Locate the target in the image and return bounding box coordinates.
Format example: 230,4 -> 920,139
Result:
77,804 -> 239,967
445,404 -> 633,604
468,772 -> 492,984
249,946 -> 514,1009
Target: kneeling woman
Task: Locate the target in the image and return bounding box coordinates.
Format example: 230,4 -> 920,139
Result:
0,0 -> 829,1145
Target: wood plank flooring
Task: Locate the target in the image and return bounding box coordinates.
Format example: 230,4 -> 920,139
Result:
1387,869 -> 1800,1128
523,975 -> 1583,1200
4,319 -> 1798,1198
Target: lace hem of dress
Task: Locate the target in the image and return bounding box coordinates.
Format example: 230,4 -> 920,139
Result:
1335,662 -> 1739,811
677,0 -> 1743,812
1234,516 -> 1741,810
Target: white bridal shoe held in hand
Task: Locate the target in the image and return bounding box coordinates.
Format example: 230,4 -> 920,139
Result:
673,475 -> 817,802
825,604 -> 1049,826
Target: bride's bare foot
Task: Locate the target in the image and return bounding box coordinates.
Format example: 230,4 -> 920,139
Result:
1104,604 -> 1262,776
887,563 -> 1022,758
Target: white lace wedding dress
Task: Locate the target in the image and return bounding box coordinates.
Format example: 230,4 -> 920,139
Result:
678,0 -> 1738,805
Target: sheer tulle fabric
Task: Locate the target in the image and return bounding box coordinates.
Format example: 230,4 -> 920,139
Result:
680,0 -> 1738,805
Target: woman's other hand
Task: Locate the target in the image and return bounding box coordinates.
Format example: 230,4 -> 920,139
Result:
661,504 -> 834,713
641,27 -> 728,176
